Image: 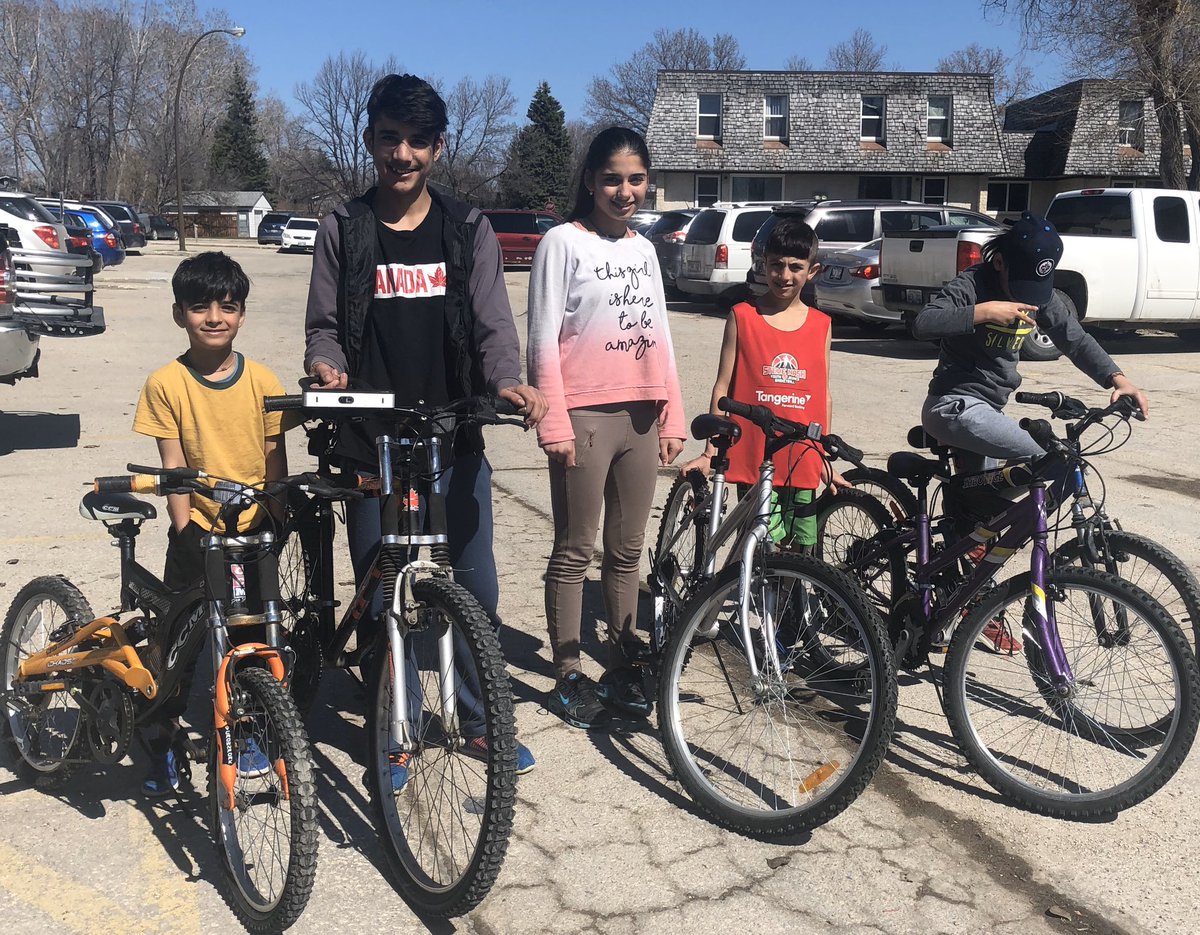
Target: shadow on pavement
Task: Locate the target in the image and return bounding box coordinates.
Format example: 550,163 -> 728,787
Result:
0,411 -> 81,454
1089,328 -> 1200,356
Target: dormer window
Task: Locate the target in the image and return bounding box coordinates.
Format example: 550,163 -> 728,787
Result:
1119,100 -> 1144,150
927,96 -> 951,143
764,95 -> 787,140
861,95 -> 885,143
698,93 -> 722,139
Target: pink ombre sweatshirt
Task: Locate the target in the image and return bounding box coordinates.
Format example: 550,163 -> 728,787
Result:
527,223 -> 686,446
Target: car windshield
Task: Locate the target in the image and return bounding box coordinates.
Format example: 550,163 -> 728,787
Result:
262,213 -> 291,225
287,219 -> 319,231
0,195 -> 58,224
1046,195 -> 1134,237
485,213 -> 537,234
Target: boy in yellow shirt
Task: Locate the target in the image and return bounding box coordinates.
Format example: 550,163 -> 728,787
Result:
132,251 -> 287,795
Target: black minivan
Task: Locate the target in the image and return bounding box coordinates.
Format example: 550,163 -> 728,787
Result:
92,200 -> 147,250
258,212 -> 293,245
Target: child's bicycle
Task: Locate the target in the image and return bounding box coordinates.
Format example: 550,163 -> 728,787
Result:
0,465 -> 323,933
262,388 -> 525,917
832,403 -> 1200,817
833,393 -> 1200,656
646,396 -> 897,836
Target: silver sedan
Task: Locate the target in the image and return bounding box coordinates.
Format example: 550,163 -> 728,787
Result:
814,239 -> 898,333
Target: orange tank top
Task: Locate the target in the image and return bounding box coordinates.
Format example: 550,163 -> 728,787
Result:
724,302 -> 831,489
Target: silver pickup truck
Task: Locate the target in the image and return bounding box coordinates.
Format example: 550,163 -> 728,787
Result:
0,230 -> 105,384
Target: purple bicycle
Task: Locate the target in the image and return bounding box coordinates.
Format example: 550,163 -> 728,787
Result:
840,406 -> 1200,818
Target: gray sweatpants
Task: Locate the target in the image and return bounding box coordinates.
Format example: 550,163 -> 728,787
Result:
545,402 -> 661,681
921,394 -> 1044,473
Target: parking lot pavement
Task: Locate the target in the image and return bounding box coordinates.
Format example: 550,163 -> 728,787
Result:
0,246 -> 1196,933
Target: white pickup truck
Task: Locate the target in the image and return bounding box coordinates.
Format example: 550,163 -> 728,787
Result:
879,188 -> 1200,360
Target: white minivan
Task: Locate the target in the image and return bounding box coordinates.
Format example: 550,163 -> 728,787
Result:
676,202 -> 783,308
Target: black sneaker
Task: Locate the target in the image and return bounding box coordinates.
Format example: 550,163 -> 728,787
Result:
596,667 -> 652,719
546,671 -> 610,729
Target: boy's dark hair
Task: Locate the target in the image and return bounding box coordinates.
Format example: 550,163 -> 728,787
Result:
366,73 -> 448,135
764,217 -> 819,262
568,126 -> 651,221
172,251 -> 250,308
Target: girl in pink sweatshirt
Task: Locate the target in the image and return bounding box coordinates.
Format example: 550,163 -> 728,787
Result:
527,127 -> 685,729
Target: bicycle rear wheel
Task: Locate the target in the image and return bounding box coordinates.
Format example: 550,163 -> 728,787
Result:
0,576 -> 92,780
943,568 -> 1200,818
367,576 -> 516,916
210,666 -> 319,933
1055,529 -> 1200,654
841,466 -> 918,520
654,472 -> 712,611
657,555 -> 896,836
276,500 -> 325,714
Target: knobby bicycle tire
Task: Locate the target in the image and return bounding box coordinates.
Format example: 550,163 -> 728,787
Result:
841,466 -> 919,520
943,568 -> 1200,819
277,498 -> 326,714
366,576 -> 516,916
657,554 -> 896,836
0,576 -> 93,781
654,472 -> 712,612
210,666 -> 319,933
1054,529 -> 1200,653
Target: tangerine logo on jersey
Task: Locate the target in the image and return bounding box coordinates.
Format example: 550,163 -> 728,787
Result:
762,353 -> 807,385
375,262 -> 448,299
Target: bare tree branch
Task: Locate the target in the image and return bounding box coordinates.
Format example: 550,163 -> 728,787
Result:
825,28 -> 888,72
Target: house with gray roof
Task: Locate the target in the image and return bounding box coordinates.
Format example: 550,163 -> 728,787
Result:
991,80 -> 1188,217
646,70 -> 1006,211
160,190 -> 273,238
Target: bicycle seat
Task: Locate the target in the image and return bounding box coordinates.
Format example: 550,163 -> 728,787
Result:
906,425 -> 954,457
691,414 -> 741,443
79,491 -> 157,522
887,451 -> 942,485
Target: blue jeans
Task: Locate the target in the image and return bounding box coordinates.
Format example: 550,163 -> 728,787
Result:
347,453 -> 497,736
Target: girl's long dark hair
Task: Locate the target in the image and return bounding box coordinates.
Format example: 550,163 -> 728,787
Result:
567,126 -> 651,221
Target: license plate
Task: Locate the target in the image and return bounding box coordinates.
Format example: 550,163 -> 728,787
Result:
826,266 -> 845,282
905,288 -> 923,305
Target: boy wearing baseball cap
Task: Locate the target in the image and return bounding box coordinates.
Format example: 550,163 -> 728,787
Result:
914,211 -> 1148,465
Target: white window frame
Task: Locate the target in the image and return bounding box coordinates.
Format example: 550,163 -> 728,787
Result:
697,93 -> 722,140
695,174 -> 720,207
927,96 -> 952,143
861,95 -> 885,142
1118,100 -> 1144,149
763,94 -> 788,140
922,177 -> 947,205
987,181 -> 1030,213
730,175 -> 784,202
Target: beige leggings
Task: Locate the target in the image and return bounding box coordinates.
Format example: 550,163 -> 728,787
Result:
545,402 -> 661,680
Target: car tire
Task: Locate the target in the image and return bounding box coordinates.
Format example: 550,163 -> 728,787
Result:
149,229 -> 158,241
1020,289 -> 1072,362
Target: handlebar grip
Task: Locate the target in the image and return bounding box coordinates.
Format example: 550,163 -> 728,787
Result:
93,474 -> 158,495
264,394 -> 304,412
125,463 -> 199,479
1015,391 -> 1063,409
718,396 -> 774,427
1019,417 -> 1060,452
493,396 -> 522,416
826,436 -> 864,466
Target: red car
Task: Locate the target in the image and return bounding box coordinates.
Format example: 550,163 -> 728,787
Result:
481,209 -> 561,266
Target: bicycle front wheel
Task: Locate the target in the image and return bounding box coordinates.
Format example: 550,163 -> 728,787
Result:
210,666 -> 319,933
276,499 -> 325,714
654,472 -> 712,610
944,568 -> 1200,818
0,576 -> 92,780
658,555 -> 896,836
367,576 -> 516,916
1055,529 -> 1200,654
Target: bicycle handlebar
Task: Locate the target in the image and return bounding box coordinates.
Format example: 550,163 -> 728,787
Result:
263,390 -> 526,429
717,396 -> 865,467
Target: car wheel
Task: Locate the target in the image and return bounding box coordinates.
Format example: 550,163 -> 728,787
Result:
149,229 -> 158,241
1019,289 -> 1072,362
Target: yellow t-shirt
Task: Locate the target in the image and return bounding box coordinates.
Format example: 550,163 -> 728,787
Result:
132,353 -> 285,531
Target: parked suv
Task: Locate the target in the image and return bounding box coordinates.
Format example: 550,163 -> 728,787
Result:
749,200 -> 1000,296
677,202 -> 782,307
92,200 -> 147,250
642,208 -> 700,294
0,193 -> 72,277
257,211 -> 293,245
480,209 -> 561,266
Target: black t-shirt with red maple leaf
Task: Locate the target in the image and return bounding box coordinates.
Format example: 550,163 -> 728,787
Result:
337,201 -> 452,467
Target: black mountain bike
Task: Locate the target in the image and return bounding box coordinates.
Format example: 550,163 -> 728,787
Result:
263,388 -> 526,916
1,465 -> 324,932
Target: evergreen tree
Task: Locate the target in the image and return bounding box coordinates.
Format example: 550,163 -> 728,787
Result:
210,65 -> 271,192
499,82 -> 571,211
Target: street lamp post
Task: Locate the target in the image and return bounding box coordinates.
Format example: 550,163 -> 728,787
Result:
173,26 -> 246,252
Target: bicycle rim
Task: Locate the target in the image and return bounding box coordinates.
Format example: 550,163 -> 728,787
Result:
1,580 -> 90,772
659,556 -> 895,834
211,667 -> 318,930
368,577 -> 515,915
946,569 -> 1198,814
655,474 -> 709,609
816,490 -> 895,609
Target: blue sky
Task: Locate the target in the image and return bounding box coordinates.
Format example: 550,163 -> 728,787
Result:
225,0 -> 1063,121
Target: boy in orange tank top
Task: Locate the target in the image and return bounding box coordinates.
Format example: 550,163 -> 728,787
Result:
681,218 -> 849,548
